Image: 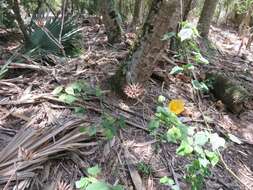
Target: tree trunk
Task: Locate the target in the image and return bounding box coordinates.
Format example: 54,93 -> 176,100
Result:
239,5 -> 253,35
110,0 -> 180,92
9,0 -> 31,47
182,0 -> 196,21
132,0 -> 144,26
100,0 -> 122,44
197,0 -> 219,38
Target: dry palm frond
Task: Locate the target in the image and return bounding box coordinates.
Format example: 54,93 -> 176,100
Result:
56,181 -> 72,190
18,147 -> 35,161
0,117 -> 102,185
123,83 -> 144,99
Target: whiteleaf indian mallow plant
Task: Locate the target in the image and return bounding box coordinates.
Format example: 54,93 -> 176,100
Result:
166,21 -> 210,93
148,96 -> 226,190
75,165 -> 124,190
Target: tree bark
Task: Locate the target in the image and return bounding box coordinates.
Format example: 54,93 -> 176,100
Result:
182,0 -> 196,21
132,0 -> 144,26
100,0 -> 122,44
110,0 -> 180,91
8,0 -> 31,47
197,0 -> 219,38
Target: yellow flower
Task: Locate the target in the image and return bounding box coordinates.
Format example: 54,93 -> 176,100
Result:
168,99 -> 185,115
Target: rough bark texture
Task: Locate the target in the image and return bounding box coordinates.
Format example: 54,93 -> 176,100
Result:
132,0 -> 144,26
125,0 -> 180,85
182,0 -> 196,21
100,0 -> 122,44
239,5 -> 253,35
9,0 -> 31,47
197,0 -> 219,38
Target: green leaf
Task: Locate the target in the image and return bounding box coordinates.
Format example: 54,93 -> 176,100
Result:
194,131 -> 209,146
87,165 -> 101,177
194,145 -> 205,157
74,107 -> 86,115
95,87 -> 102,97
178,28 -> 194,41
86,181 -> 110,190
205,150 -> 219,166
228,134 -> 243,144
79,127 -> 86,133
58,94 -> 77,104
191,80 -> 209,92
167,126 -> 182,143
158,95 -> 166,103
112,185 -> 124,190
198,157 -> 210,167
176,141 -> 193,156
162,32 -> 176,41
52,86 -> 64,95
75,177 -> 90,188
65,85 -> 75,95
148,119 -> 160,131
88,126 -> 97,136
183,63 -> 194,70
172,185 -> 180,190
159,176 -> 175,185
194,53 -> 209,64
209,133 -> 226,150
170,66 -> 184,75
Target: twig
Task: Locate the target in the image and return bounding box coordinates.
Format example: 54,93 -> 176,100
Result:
218,151 -> 252,190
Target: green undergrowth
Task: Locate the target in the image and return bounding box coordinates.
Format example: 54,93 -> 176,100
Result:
148,97 -> 226,190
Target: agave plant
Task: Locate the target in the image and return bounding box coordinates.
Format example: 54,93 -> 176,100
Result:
25,15 -> 82,58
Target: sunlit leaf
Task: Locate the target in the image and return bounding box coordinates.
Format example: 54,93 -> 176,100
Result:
198,157 -> 210,167
58,94 -> 77,104
65,85 -> 75,95
191,80 -> 209,92
52,86 -> 64,95
178,28 -> 194,41
194,53 -> 209,64
228,134 -> 243,144
158,95 -> 166,103
209,133 -> 225,150
87,165 -> 101,177
75,177 -> 90,188
176,141 -> 193,156
194,131 -> 209,146
86,181 -> 110,190
167,126 -> 182,143
160,176 -> 175,185
169,66 -> 184,75
205,150 -> 219,166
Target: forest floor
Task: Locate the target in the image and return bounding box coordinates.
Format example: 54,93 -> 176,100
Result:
0,19 -> 253,190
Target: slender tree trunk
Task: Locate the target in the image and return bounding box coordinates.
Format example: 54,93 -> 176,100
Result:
197,0 -> 219,38
132,0 -> 144,26
100,0 -> 122,44
239,5 -> 253,35
111,0 -> 180,91
9,0 -> 31,47
182,0 -> 196,21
